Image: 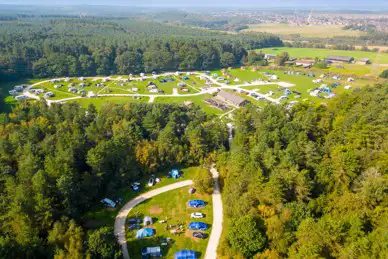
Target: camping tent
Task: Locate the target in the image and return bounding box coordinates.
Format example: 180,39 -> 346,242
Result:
136,228 -> 155,238
188,187 -> 196,194
144,216 -> 153,226
188,222 -> 208,230
174,249 -> 197,259
171,169 -> 181,179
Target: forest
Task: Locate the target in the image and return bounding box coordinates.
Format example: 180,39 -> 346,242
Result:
216,84 -> 388,258
0,16 -> 282,81
0,101 -> 228,258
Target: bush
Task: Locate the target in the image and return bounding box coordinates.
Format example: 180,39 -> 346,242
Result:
379,69 -> 388,78
193,166 -> 213,194
314,61 -> 328,69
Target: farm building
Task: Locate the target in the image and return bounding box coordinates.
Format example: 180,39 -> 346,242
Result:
216,91 -> 249,107
264,54 -> 277,60
295,59 -> 315,68
356,58 -> 371,65
326,56 -> 354,63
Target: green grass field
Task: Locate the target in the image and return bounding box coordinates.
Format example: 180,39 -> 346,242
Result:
244,24 -> 366,38
155,94 -> 227,116
82,167 -> 200,229
258,47 -> 388,64
69,96 -> 149,108
126,186 -> 212,259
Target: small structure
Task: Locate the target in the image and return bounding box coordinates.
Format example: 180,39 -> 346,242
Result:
188,187 -> 196,194
140,73 -> 145,77
216,90 -> 249,107
188,222 -> 208,230
44,92 -> 54,98
9,90 -> 18,96
326,56 -> 354,63
271,75 -> 278,80
65,77 -> 71,82
141,247 -> 162,258
15,95 -> 27,101
78,77 -> 85,81
174,249 -> 197,259
284,89 -> 292,96
170,169 -> 181,179
264,54 -> 277,60
14,85 -> 24,91
347,77 -> 355,82
177,82 -> 186,87
144,216 -> 153,226
295,59 -> 314,68
344,85 -> 352,90
132,88 -> 139,92
356,58 -> 371,65
135,228 -> 155,239
184,101 -> 193,106
188,200 -> 206,208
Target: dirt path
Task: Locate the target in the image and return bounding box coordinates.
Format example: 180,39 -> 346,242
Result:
114,180 -> 193,259
205,165 -> 223,259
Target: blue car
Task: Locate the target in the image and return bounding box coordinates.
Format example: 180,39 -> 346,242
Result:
188,200 -> 205,208
189,222 -> 208,230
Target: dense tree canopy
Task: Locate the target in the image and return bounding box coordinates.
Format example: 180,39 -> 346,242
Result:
217,84 -> 388,258
0,101 -> 228,257
0,17 -> 282,81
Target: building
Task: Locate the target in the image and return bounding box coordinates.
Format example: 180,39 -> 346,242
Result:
356,58 -> 371,65
326,56 -> 354,63
264,54 -> 277,60
216,90 -> 249,107
295,59 -> 315,68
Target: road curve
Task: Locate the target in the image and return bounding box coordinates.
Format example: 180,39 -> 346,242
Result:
114,180 -> 193,259
205,166 -> 223,259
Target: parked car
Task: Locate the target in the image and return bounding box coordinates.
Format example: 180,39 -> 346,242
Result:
100,198 -> 116,208
131,182 -> 140,191
188,200 -> 206,208
191,212 -> 205,218
148,178 -> 155,187
127,218 -> 142,224
189,222 -> 208,230
193,232 -> 207,239
128,224 -> 141,230
114,197 -> 124,204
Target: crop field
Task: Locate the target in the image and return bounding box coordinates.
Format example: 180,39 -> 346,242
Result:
126,186 -> 212,259
243,24 -> 366,38
258,47 -> 388,64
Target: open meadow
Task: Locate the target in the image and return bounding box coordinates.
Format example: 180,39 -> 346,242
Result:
243,24 -> 366,38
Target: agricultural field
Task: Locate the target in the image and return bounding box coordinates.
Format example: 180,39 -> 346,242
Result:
258,47 -> 388,64
243,24 -> 366,38
82,167 -> 199,229
126,186 -> 212,259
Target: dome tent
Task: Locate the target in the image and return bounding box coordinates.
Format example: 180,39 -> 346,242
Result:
144,216 -> 153,226
174,249 -> 197,259
135,228 -> 155,238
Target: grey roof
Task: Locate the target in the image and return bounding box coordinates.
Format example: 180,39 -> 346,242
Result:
359,58 -> 370,62
326,56 -> 354,62
218,90 -> 246,105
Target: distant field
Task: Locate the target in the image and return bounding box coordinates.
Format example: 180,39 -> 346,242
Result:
258,47 -> 388,65
243,23 -> 366,38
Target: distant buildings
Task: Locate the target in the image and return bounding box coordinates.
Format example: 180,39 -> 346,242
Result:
356,58 -> 371,65
295,59 -> 315,68
326,56 -> 354,63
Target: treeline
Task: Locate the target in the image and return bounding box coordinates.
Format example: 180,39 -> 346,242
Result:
0,17 -> 282,81
0,101 -> 228,258
284,41 -> 383,52
217,84 -> 388,258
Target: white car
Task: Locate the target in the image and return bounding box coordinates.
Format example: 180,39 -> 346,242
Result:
191,212 -> 205,219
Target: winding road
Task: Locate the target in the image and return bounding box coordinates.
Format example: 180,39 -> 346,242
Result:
114,165 -> 223,259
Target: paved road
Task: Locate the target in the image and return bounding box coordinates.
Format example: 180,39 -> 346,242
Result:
205,165 -> 223,259
114,180 -> 193,259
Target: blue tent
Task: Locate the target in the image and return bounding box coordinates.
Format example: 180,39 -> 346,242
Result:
171,169 -> 181,179
136,228 -> 155,238
188,200 -> 205,208
284,89 -> 291,95
174,249 -> 197,259
188,222 -> 208,230
183,76 -> 189,80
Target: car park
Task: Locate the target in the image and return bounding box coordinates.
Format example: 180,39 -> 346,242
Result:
191,212 -> 205,218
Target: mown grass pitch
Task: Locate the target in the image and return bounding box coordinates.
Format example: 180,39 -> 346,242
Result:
126,186 -> 212,259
